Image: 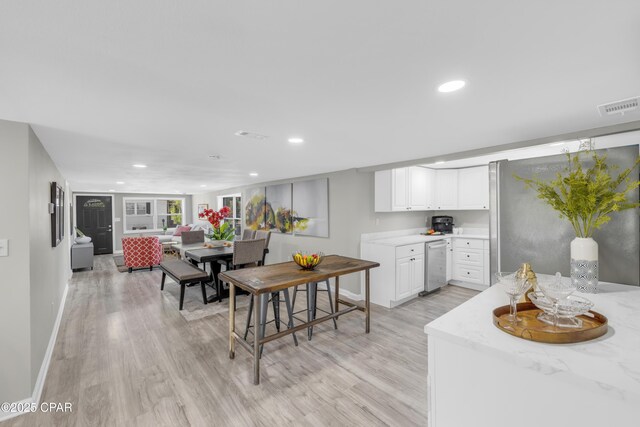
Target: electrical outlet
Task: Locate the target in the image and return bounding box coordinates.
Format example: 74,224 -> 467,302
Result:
0,239 -> 8,256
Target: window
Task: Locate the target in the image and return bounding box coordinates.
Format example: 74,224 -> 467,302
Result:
218,194 -> 242,237
123,198 -> 185,233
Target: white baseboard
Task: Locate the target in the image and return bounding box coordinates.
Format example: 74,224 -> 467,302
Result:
32,282 -> 69,404
337,287 -> 363,301
0,283 -> 69,423
316,282 -> 362,301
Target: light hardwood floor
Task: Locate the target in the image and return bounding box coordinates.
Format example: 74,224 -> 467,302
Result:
2,255 -> 477,427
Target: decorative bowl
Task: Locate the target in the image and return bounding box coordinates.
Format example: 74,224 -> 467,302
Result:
292,251 -> 324,270
75,236 -> 91,244
528,291 -> 594,328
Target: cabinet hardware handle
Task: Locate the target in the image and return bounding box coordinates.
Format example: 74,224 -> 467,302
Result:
467,255 -> 470,258
467,272 -> 470,274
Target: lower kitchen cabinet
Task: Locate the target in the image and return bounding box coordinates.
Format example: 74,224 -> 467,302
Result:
396,254 -> 425,300
446,239 -> 452,282
363,242 -> 425,308
451,238 -> 490,290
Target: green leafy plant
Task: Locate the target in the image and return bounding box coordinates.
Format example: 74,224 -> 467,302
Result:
75,227 -> 85,237
514,151 -> 640,238
207,221 -> 235,241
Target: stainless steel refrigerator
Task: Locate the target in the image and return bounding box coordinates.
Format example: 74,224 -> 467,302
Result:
489,144 -> 639,286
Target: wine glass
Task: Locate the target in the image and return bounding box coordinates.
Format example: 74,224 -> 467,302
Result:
495,272 -> 529,326
537,272 -> 576,327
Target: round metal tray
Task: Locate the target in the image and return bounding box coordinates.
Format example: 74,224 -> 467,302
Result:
492,302 -> 608,344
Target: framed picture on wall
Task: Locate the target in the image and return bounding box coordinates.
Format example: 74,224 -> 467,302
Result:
50,182 -> 65,247
197,203 -> 209,217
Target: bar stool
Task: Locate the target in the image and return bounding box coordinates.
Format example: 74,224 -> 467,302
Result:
291,279 -> 338,340
244,290 -> 298,357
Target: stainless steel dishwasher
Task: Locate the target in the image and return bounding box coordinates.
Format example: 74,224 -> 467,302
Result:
420,240 -> 448,296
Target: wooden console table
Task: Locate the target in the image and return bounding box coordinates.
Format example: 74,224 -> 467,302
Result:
219,255 -> 380,385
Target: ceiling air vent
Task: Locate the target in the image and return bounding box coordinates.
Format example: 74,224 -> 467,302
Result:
597,96 -> 639,116
234,130 -> 269,140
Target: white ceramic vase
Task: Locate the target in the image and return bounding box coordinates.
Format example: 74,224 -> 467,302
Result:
570,237 -> 599,293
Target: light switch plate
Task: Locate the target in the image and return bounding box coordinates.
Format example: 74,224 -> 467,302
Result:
0,239 -> 8,256
114,217 -> 121,223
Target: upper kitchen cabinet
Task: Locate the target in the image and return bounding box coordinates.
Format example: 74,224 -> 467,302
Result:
457,165 -> 489,210
434,169 -> 458,210
375,166 -> 434,212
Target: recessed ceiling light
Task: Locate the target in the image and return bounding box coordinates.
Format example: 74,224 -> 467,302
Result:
116,181 -> 125,184
249,172 -> 259,177
437,80 -> 466,93
200,184 -> 207,188
132,164 -> 147,168
235,131 -> 269,140
108,189 -> 115,192
288,137 -> 304,144
435,161 -> 446,164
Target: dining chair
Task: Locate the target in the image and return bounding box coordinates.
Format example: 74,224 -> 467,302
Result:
254,230 -> 271,265
242,229 -> 256,240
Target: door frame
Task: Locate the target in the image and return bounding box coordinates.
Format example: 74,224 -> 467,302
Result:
73,193 -> 116,254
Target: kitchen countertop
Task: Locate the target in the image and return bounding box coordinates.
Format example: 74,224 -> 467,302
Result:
364,233 -> 489,246
425,281 -> 640,403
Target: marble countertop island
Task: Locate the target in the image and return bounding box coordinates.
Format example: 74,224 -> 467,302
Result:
424,282 -> 640,427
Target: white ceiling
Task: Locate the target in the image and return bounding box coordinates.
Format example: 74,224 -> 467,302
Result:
1,1 -> 640,194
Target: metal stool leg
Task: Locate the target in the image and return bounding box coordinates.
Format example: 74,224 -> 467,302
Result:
282,289 -> 298,346
324,279 -> 338,329
244,296 -> 254,340
291,285 -> 298,312
259,294 -> 268,358
272,291 -> 281,332
308,282 -> 318,340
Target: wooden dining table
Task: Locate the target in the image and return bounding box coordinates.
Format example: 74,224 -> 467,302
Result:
218,254 -> 380,385
184,246 -> 234,303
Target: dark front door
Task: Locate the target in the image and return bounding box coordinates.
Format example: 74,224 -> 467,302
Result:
76,195 -> 113,255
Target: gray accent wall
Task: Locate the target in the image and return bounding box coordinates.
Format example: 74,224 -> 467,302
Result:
0,119 -> 71,404
498,145 -> 639,285
192,169 -> 429,294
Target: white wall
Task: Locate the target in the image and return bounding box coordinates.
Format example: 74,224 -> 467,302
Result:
427,210 -> 490,230
28,127 -> 71,389
0,119 -> 32,403
193,168 -> 428,294
0,119 -> 71,407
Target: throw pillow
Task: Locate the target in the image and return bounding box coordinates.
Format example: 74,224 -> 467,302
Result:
173,225 -> 192,236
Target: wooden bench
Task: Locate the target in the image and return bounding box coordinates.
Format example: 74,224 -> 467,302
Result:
160,260 -> 210,310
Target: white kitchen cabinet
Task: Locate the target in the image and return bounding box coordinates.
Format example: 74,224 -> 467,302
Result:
362,241 -> 425,308
408,166 -> 435,210
434,169 -> 458,210
411,254 -> 425,294
446,238 -> 452,282
451,238 -> 490,290
457,165 -> 489,210
396,254 -> 425,299
375,167 -> 434,212
391,168 -> 407,210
